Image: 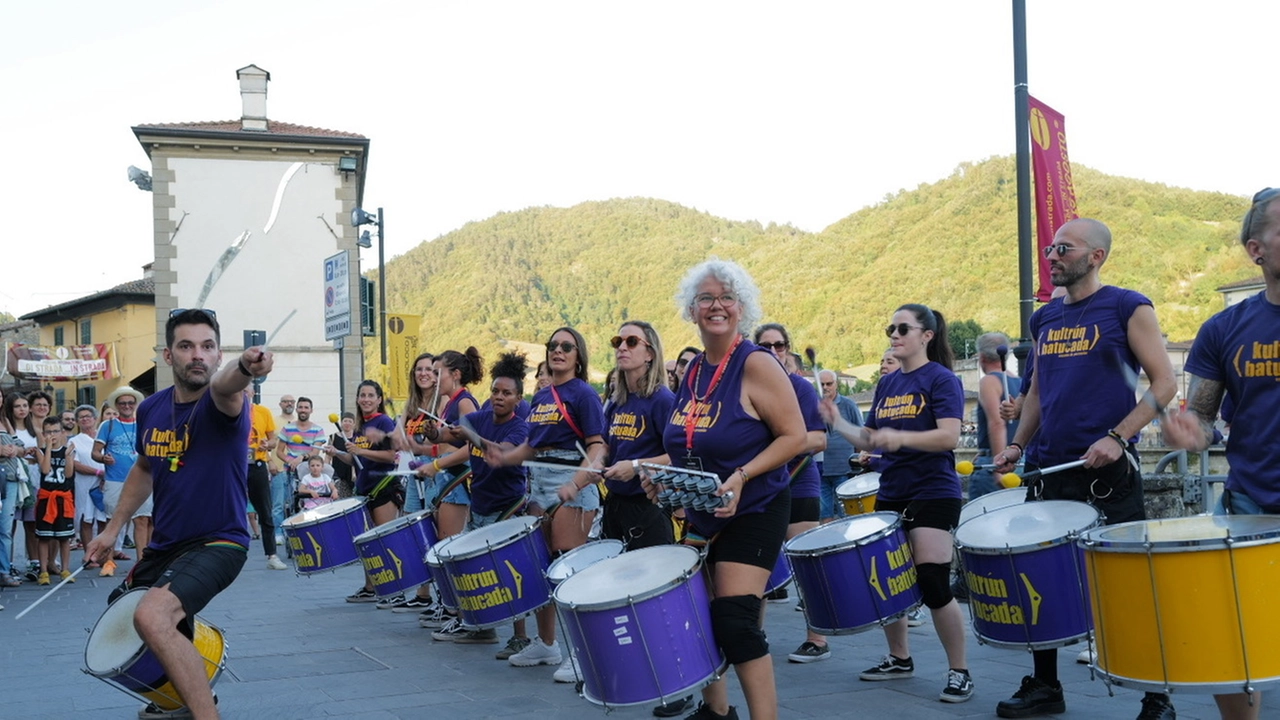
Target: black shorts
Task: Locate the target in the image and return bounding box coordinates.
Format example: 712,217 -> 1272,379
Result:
705,488 -> 790,570
789,496 -> 820,524
874,497 -> 962,533
110,538 -> 247,635
362,475 -> 405,512
601,492 -> 674,550
1030,447 -> 1145,526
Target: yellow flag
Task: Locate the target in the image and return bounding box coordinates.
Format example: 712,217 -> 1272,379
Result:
386,313 -> 422,401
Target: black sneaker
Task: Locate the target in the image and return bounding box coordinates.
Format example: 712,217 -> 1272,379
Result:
787,641 -> 831,663
940,669 -> 974,703
764,587 -> 788,603
951,579 -> 970,603
24,563 -> 40,582
391,595 -> 433,613
652,695 -> 692,717
996,675 -> 1065,718
859,654 -> 914,681
682,702 -> 739,720
138,691 -> 217,718
1136,693 -> 1175,720
345,587 -> 377,603
794,596 -> 806,612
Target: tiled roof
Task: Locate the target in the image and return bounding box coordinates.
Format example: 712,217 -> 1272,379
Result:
20,277 -> 155,321
1216,275 -> 1264,292
134,119 -> 366,139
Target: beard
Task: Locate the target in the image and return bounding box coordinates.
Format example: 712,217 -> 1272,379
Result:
1050,256 -> 1091,287
174,363 -> 212,392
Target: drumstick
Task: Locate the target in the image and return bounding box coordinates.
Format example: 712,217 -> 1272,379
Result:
14,564 -> 89,620
997,345 -> 1011,400
327,413 -> 362,470
259,308 -> 298,357
575,441 -> 589,461
421,410 -> 485,449
1002,459 -> 1086,485
805,346 -> 821,394
1117,358 -> 1167,418
522,461 -> 605,475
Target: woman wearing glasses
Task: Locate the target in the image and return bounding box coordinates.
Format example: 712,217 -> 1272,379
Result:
485,326 -> 606,678
652,259 -> 805,720
821,304 -> 972,704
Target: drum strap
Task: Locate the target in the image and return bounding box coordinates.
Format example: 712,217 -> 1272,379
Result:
788,455 -> 812,481
498,496 -> 528,521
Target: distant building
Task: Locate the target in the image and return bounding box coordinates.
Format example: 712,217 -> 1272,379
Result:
0,319 -> 41,395
1217,276 -> 1264,308
131,64 -> 371,414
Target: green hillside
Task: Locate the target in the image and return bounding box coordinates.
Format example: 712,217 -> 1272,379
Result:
367,156 -> 1254,389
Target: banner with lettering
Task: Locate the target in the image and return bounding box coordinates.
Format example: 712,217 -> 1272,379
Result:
1028,95 -> 1080,301
4,343 -> 118,381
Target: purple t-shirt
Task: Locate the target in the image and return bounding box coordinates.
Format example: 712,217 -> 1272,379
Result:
662,342 -> 789,537
1030,286 -> 1150,466
466,409 -> 529,515
135,387 -> 251,551
786,374 -> 824,500
527,378 -> 606,450
605,385 -> 676,497
1184,291 -> 1280,511
866,361 -> 964,502
354,413 -> 397,495
440,389 -> 479,471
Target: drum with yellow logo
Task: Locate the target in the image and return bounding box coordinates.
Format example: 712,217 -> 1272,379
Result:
836,472 -> 880,515
955,500 -> 1099,650
282,497 -> 371,574
437,515 -> 553,630
1081,515 -> 1280,693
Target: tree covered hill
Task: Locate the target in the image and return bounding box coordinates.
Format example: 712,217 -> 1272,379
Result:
370,155 -> 1253,387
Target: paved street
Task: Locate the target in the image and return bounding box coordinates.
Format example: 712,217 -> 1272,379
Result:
0,537 -> 1257,720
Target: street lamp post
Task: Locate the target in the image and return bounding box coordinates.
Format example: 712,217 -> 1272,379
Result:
351,206 -> 387,365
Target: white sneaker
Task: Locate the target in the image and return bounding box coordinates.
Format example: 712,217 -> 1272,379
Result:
552,653 -> 580,683
906,606 -> 926,627
508,638 -> 561,667
1076,648 -> 1096,664
266,556 -> 287,570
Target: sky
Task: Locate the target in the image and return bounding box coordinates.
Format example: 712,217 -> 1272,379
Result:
2,1 -> 1274,318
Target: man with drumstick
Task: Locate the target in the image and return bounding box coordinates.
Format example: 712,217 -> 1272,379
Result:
993,218 -> 1177,720
86,309 -> 272,719
1163,188 -> 1280,720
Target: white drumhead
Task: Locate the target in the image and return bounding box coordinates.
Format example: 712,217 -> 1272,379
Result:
958,487 -> 1026,526
555,545 -> 698,605
438,516 -> 538,560
85,589 -> 147,673
356,508 -> 429,544
547,539 -> 624,583
786,512 -> 897,554
836,473 -> 880,499
955,500 -> 1099,549
425,535 -> 455,567
283,496 -> 365,528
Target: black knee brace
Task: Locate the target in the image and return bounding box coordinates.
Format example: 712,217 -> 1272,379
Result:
710,594 -> 768,665
917,562 -> 953,609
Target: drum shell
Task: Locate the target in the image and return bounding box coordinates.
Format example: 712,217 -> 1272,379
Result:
764,550 -> 792,595
836,474 -> 879,516
283,497 -> 371,574
785,513 -> 920,635
546,539 -> 624,587
425,536 -> 459,611
958,487 -> 1025,527
1082,516 -> 1280,692
438,517 -> 552,630
554,545 -> 724,707
354,509 -> 438,597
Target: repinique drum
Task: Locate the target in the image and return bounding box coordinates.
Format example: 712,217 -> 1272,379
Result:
956,500 -> 1099,650
354,509 -> 438,597
555,545 -> 724,707
437,516 -> 552,630
84,589 -> 225,711
836,473 -> 880,515
1081,515 -> 1280,693
765,549 -> 792,594
546,539 -> 624,586
425,536 -> 459,611
958,487 -> 1026,527
785,512 -> 920,635
282,497 -> 371,574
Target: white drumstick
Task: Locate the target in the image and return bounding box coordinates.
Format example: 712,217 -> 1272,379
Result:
522,461 -> 604,475
260,308 -> 298,355
14,564 -> 89,620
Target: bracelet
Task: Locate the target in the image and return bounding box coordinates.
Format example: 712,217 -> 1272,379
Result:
1006,442 -> 1024,456
431,444 -> 439,458
1106,429 -> 1128,449
631,459 -> 640,473
736,466 -> 751,484
237,359 -> 253,377
432,459 -> 441,472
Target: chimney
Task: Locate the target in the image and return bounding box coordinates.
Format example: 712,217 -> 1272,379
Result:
236,64 -> 270,132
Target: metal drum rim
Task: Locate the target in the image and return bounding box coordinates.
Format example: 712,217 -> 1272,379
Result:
955,500 -> 1100,555
281,497 -> 367,529
579,659 -> 728,709
784,511 -> 900,557
553,545 -> 701,611
353,508 -> 432,544
546,539 -> 625,584
436,515 -> 541,562
1078,514 -> 1280,553
1091,668 -> 1280,694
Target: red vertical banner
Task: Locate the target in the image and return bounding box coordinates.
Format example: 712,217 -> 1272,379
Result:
1028,95 -> 1079,301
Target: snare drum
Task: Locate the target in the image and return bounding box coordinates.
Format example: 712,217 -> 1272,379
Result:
785,512 -> 920,634
437,516 -> 552,629
955,500 -> 1098,650
1081,515 -> 1280,693
546,539 -> 624,586
84,589 -> 226,711
554,545 -> 724,707
354,509 -> 438,597
425,536 -> 459,611
836,473 -> 880,515
958,486 -> 1025,527
282,497 -> 371,574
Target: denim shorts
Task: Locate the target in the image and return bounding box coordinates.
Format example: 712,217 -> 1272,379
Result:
427,467 -> 471,507
528,464 -> 600,512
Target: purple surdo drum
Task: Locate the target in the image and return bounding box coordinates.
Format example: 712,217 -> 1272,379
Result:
437,516 -> 553,630
354,509 -> 438,598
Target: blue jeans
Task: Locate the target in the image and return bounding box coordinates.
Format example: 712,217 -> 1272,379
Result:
0,480 -> 18,576
819,474 -> 847,520
968,454 -> 999,500
1215,487 -> 1266,516
271,471 -> 291,531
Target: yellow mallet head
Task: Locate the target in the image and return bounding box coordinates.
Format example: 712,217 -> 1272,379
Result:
955,460 -> 975,476
329,413 -> 340,424
999,472 -> 1022,489
291,434 -> 304,444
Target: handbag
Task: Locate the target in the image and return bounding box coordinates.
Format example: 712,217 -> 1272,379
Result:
90,483 -> 106,512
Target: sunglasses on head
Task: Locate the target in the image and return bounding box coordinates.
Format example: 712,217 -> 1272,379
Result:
169,307 -> 218,319
546,341 -> 577,354
884,323 -> 924,338
610,335 -> 650,350
758,341 -> 789,352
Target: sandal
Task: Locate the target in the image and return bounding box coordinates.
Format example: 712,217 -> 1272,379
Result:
113,551 -> 132,560
0,576 -> 22,588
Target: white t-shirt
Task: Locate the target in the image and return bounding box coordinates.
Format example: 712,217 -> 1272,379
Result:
69,433 -> 103,482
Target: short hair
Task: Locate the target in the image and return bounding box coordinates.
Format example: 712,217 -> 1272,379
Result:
340,411 -> 355,421
675,258 -> 763,334
74,404 -> 98,419
490,351 -> 529,396
976,332 -> 1010,362
818,369 -> 837,383
296,397 -> 313,408
42,416 -> 62,430
1242,188 -> 1279,245
611,320 -> 666,405
165,308 -> 220,348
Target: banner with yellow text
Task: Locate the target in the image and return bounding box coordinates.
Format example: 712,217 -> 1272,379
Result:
1028,95 -> 1079,301
386,314 -> 422,402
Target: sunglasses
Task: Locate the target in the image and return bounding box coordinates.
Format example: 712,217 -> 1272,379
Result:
1041,243 -> 1087,259
1242,187 -> 1280,241
884,323 -> 924,338
169,307 -> 218,319
546,341 -> 578,354
610,335 -> 650,350
694,293 -> 738,308
758,341 -> 789,352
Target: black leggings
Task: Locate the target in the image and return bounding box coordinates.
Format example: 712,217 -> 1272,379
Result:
247,461 -> 276,556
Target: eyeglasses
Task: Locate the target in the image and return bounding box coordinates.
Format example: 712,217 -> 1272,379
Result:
885,323 -> 924,338
546,341 -> 578,354
694,293 -> 738,308
610,335 -> 651,350
169,308 -> 218,319
758,341 -> 789,352
1041,243 -> 1088,259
